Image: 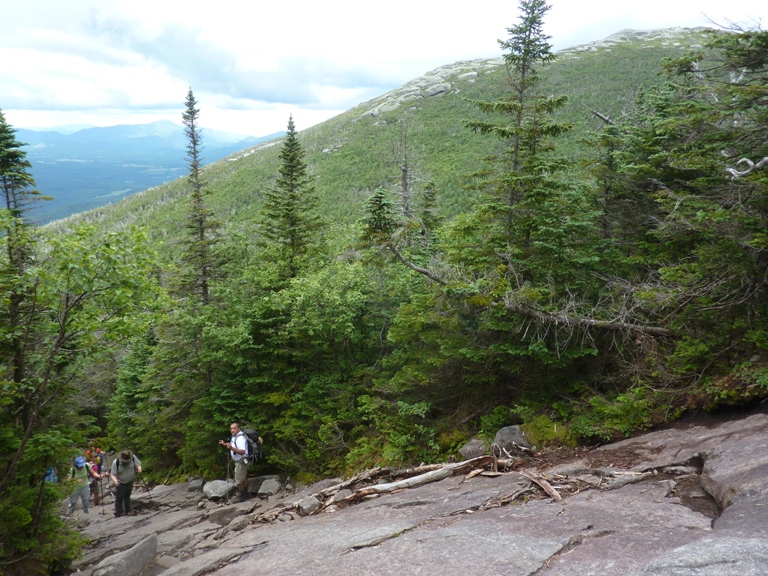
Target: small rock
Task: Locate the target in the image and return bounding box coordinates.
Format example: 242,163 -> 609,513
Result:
297,495 -> 322,517
330,488 -> 352,504
188,478 -> 204,492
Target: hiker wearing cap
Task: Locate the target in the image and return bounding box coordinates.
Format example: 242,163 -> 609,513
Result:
109,449 -> 142,518
219,422 -> 249,502
67,456 -> 102,515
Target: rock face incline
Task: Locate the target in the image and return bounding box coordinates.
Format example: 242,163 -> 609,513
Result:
68,411 -> 768,576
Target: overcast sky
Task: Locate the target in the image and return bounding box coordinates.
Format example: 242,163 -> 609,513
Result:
1,1 -> 765,137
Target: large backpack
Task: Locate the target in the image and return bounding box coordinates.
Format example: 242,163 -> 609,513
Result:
115,456 -> 138,472
241,427 -> 263,466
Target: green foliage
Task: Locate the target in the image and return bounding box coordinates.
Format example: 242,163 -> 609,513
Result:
520,415 -> 571,447
9,24 -> 768,576
0,207 -> 162,570
570,388 -> 655,442
479,406 -> 517,440
259,115 -> 324,281
702,363 -> 768,407
346,395 -> 439,469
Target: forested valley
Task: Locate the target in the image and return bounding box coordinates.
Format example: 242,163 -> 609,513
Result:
2,1 -> 768,573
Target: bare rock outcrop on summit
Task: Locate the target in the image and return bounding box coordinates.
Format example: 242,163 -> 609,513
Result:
358,58 -> 503,118
67,409 -> 768,576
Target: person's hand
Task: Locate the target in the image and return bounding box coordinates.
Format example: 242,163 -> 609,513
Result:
137,466 -> 142,474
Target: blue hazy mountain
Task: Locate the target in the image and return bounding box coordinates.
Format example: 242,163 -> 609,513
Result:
18,120 -> 282,223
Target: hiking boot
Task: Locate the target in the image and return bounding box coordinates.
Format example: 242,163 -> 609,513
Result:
238,490 -> 249,502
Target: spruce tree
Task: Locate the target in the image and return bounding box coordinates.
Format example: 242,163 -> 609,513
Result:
180,88 -> 221,305
260,115 -> 322,279
466,0 -> 569,238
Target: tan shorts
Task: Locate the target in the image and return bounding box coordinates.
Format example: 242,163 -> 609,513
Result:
234,460 -> 248,485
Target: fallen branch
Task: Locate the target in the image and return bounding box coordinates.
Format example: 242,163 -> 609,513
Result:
502,300 -> 671,337
520,471 -> 563,502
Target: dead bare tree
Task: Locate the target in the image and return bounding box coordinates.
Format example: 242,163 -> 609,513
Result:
726,157 -> 768,179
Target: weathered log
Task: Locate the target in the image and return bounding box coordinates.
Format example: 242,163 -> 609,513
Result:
346,456 -> 496,501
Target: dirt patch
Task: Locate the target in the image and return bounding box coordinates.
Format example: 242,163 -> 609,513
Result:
504,444 -> 660,473
672,475 -> 721,519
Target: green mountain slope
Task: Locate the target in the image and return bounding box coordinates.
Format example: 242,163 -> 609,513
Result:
49,28 -> 712,248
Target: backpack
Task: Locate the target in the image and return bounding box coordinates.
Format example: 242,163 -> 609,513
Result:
115,456 -> 138,471
241,428 -> 263,466
70,463 -> 92,480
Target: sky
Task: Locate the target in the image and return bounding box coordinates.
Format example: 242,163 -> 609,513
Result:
1,1 -> 765,137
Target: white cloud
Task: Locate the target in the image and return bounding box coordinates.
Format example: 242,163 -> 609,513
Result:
2,0 -> 765,136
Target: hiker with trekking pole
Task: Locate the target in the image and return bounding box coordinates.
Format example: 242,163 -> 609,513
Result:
219,422 -> 263,502
219,422 -> 252,502
66,456 -> 103,516
109,449 -> 142,518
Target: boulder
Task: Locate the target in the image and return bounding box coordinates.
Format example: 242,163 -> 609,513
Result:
257,477 -> 282,498
203,479 -> 236,500
458,438 -> 486,460
247,474 -> 282,495
424,83 -> 450,97
297,495 -> 322,517
492,425 -> 532,455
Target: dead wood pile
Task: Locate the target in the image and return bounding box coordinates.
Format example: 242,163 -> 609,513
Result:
250,455 -> 586,524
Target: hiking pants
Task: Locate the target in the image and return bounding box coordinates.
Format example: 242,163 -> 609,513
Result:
91,479 -> 101,505
68,483 -> 91,514
115,481 -> 133,517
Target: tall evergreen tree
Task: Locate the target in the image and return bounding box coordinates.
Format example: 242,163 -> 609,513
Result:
454,0 -> 604,324
465,0 -> 569,240
260,115 -> 323,280
180,88 -> 221,305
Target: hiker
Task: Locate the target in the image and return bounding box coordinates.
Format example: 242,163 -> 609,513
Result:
109,449 -> 142,518
44,466 -> 58,483
67,456 -> 102,515
87,446 -> 105,474
219,422 -> 249,502
89,454 -> 104,505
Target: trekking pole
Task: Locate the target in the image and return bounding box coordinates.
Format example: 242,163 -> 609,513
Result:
100,476 -> 105,516
137,471 -> 153,501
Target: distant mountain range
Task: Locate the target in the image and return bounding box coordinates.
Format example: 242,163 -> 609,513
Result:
19,120 -> 282,223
